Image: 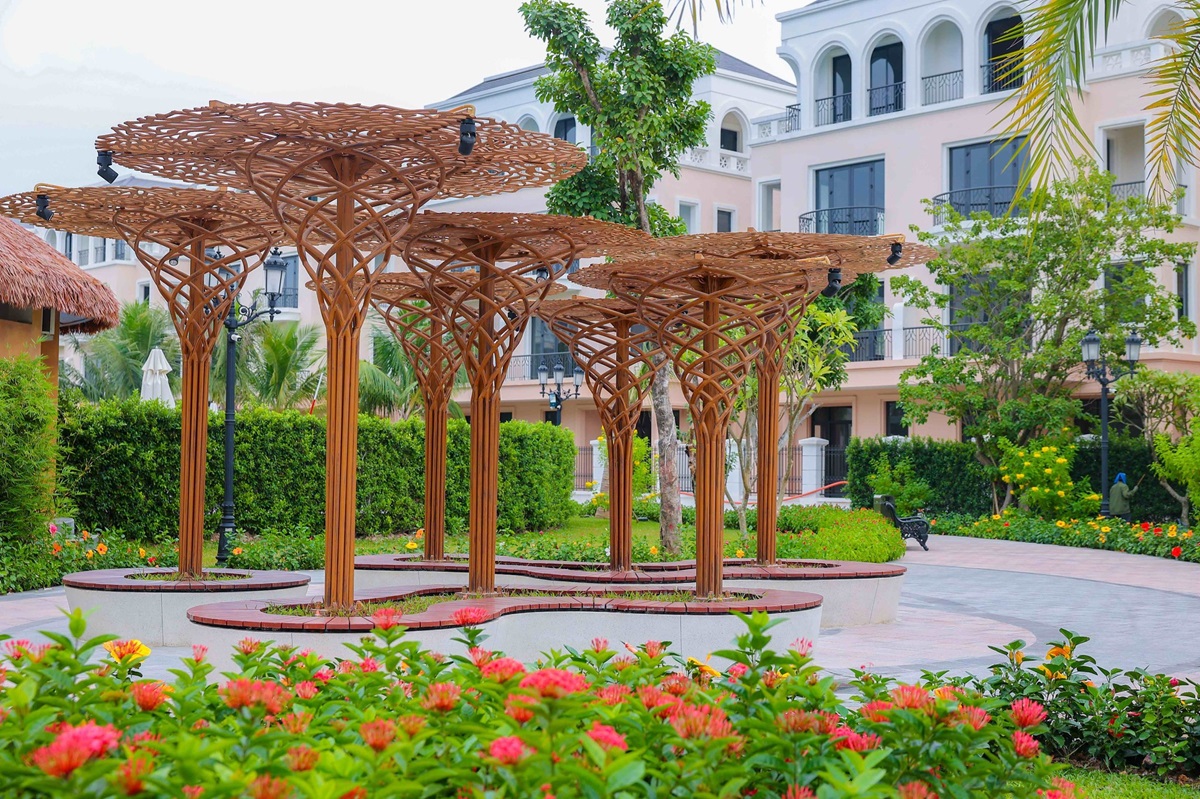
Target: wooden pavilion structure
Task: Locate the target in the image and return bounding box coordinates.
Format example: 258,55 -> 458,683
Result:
98,102 -> 587,607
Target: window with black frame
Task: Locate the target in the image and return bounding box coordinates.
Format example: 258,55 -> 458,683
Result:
885,401 -> 909,437
810,160 -> 885,236
527,317 -> 575,380
942,137 -> 1028,222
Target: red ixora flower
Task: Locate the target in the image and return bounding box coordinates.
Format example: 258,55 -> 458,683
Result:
889,684 -> 934,711
858,700 -> 894,722
505,694 -> 537,723
451,607 -> 490,626
898,781 -> 940,799
468,647 -> 494,667
668,702 -> 735,740
359,719 -> 397,752
1037,777 -> 1078,799
31,721 -> 121,778
220,678 -> 291,715
236,637 -> 263,655
595,684 -> 631,705
1171,545 -> 1183,558
951,706 -> 991,731
790,638 -> 814,657
191,644 -> 208,664
281,712 -> 312,734
590,637 -> 609,652
371,606 -> 402,630
1010,698 -> 1047,728
112,753 -> 155,797
1012,730 -> 1041,758
832,726 -> 882,751
295,681 -> 318,700
247,774 -> 292,799
397,714 -> 426,736
519,668 -> 590,698
130,681 -> 169,712
481,657 -> 525,682
489,735 -> 533,765
587,721 -> 628,752
783,786 -> 815,799
726,663 -> 749,681
776,709 -> 840,734
421,682 -> 462,712
286,745 -> 319,772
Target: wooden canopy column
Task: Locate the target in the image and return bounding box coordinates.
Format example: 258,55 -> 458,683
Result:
99,102 -> 585,608
537,299 -> 662,571
0,187 -> 279,578
576,256 -> 843,598
397,213 -> 647,594
601,231 -> 937,564
368,274 -> 465,561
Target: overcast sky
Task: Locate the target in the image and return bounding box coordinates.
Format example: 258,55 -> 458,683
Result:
0,0 -> 805,196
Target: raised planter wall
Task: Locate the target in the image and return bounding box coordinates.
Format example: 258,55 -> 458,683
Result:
62,569 -> 311,647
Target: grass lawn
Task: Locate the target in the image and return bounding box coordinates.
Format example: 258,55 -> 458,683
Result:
1065,768 -> 1199,798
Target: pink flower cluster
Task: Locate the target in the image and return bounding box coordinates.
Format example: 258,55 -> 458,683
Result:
31,721 -> 121,778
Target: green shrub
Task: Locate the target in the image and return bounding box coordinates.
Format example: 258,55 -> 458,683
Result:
0,355 -> 57,542
847,436 -> 993,517
0,612 -> 1071,797
225,526 -> 324,571
866,455 -> 933,516
58,399 -> 576,540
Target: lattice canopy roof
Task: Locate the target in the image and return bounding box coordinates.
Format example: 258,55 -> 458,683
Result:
606,230 -> 937,273
397,212 -> 650,263
97,101 -> 588,199
572,254 -> 850,300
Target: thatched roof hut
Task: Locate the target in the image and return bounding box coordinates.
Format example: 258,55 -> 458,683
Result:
0,216 -> 118,333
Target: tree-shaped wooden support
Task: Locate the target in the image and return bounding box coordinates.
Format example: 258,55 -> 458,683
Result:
576,256 -> 839,598
398,213 -> 647,594
369,274 -> 465,561
538,299 -> 661,571
100,102 -> 585,607
0,187 -> 280,577
602,231 -> 936,564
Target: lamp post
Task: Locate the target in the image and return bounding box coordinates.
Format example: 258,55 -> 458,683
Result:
215,247 -> 288,565
1080,329 -> 1142,517
538,361 -> 584,425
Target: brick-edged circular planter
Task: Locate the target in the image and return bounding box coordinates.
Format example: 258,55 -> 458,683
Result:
62,569 -> 311,647
353,555 -> 905,628
187,584 -> 823,671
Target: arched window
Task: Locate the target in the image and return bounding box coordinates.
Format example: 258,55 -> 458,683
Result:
1148,8 -> 1184,39
518,116 -> 540,133
553,116 -> 577,144
815,47 -> 853,126
719,112 -> 744,152
921,20 -> 964,104
868,35 -> 905,116
982,8 -> 1023,93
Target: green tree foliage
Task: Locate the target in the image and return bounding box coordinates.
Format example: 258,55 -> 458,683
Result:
239,321 -> 325,411
867,455 -> 933,517
60,302 -> 181,401
359,327 -> 421,418
894,163 -> 1196,507
1157,434 -> 1200,516
1114,368 -> 1200,524
0,355 -> 56,542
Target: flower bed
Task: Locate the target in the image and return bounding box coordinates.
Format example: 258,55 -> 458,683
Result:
0,610 -> 1072,798
186,584 -> 823,671
942,510 -> 1199,563
353,556 -> 905,628
61,569 -> 311,647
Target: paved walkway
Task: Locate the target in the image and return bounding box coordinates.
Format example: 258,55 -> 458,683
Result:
3,536 -> 1198,683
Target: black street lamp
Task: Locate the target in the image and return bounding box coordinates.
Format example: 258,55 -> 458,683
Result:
538,361 -> 584,425
215,248 -> 288,565
1080,328 -> 1142,517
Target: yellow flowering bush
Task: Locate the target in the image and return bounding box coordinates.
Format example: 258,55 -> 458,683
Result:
998,439 -> 1097,519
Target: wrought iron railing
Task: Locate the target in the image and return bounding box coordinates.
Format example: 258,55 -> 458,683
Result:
981,61 -> 1023,94
78,248 -> 89,267
505,351 -> 578,382
902,326 -> 942,359
277,289 -> 299,309
783,103 -> 802,132
931,186 -> 1023,225
93,244 -> 106,263
921,70 -> 964,105
575,446 -> 594,490
676,445 -> 695,493
1111,181 -> 1145,201
868,82 -> 905,116
113,240 -> 128,260
814,93 -> 852,126
841,328 -> 892,362
824,447 -> 848,497
798,206 -> 885,236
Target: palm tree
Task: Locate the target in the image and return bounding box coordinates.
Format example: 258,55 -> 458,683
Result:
60,301 -> 181,401
668,0 -> 754,34
1003,1 -> 1194,198
239,321 -> 325,411
359,328 -> 422,418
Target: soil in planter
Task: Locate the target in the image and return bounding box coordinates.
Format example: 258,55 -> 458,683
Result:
125,571 -> 251,582
263,588 -> 761,618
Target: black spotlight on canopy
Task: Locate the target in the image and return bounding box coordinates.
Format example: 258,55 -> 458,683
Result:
533,266 -> 550,282
35,194 -> 53,222
458,118 -> 477,156
96,150 -> 118,184
821,267 -> 843,297
887,242 -> 903,266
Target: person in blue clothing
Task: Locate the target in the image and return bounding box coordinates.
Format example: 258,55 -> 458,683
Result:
1109,472 -> 1137,522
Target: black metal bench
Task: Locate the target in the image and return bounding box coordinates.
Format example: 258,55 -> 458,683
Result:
874,494 -> 930,550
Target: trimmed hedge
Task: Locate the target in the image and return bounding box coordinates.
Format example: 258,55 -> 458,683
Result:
0,355 -> 56,542
848,435 -> 1182,521
847,436 -> 992,517
57,398 -> 576,539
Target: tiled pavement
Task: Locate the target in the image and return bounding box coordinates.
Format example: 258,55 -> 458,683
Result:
3,536 -> 1198,683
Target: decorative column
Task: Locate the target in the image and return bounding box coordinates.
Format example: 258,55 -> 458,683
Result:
799,437 -> 828,499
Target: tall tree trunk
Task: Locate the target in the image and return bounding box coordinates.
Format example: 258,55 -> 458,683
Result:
653,357 -> 682,556
1161,478 -> 1191,526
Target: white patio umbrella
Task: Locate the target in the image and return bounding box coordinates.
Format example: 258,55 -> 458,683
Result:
140,347 -> 175,408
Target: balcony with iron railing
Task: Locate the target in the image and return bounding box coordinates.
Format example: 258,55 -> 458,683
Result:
921,70 -> 964,105
840,328 -> 892,361
783,103 -> 802,133
505,350 -> 578,383
981,61 -> 1023,94
868,82 -> 905,116
93,244 -> 106,263
814,93 -> 852,127
798,206 -> 885,236
931,186 -> 1024,225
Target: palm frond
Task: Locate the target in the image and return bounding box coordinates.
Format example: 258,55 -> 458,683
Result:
666,0 -> 753,36
1146,4 -> 1200,198
999,0 -> 1127,196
